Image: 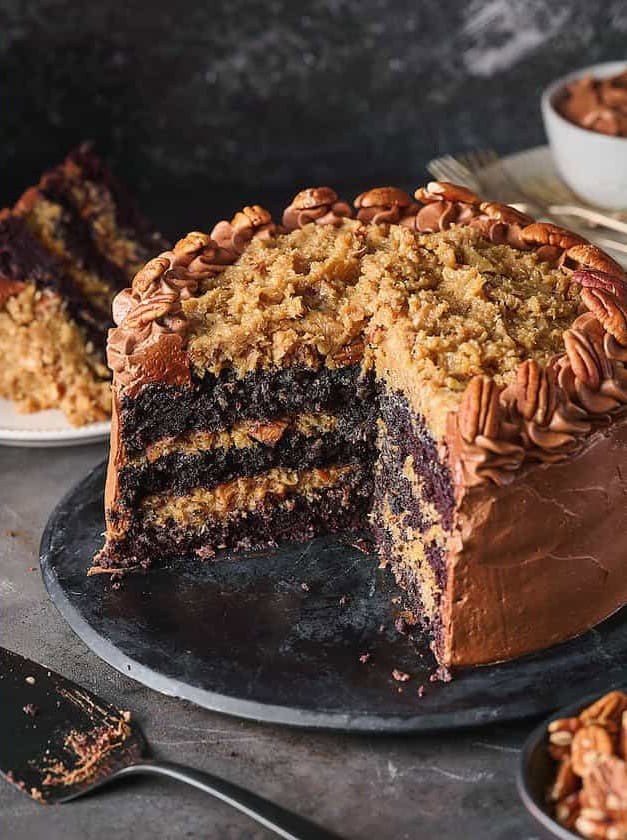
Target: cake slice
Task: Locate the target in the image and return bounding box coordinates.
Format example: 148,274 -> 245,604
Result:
95,184 -> 627,668
0,144 -> 166,425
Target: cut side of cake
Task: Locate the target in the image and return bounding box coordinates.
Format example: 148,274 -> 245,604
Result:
95,183 -> 627,668
0,144 -> 166,425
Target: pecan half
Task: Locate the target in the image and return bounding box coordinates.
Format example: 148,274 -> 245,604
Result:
575,812 -> 623,839
354,186 -> 412,209
561,243 -> 625,277
572,726 -> 615,777
458,376 -> 501,443
550,717 -> 582,736
246,419 -> 290,445
414,180 -> 481,205
478,201 -> 534,227
172,231 -> 214,262
583,755 -> 627,813
550,757 -> 579,801
212,205 -> 275,254
521,222 -> 586,250
132,255 -> 171,296
564,328 -> 603,391
581,692 -> 627,732
581,287 -> 627,346
574,268 -> 627,306
555,791 -> 581,830
515,359 -> 558,423
122,293 -> 178,330
282,187 -> 352,230
289,187 -> 340,210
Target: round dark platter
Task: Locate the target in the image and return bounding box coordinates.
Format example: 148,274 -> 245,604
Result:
40,461 -> 627,733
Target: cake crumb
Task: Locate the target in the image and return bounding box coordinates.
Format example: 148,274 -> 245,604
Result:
348,537 -> 371,554
359,653 -> 371,664
395,616 -> 409,635
392,669 -> 411,682
429,665 -> 452,683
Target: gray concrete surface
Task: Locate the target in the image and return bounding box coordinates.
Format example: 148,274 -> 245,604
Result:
1,443 -> 542,840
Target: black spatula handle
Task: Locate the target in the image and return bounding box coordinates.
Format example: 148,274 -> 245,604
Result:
115,760 -> 342,840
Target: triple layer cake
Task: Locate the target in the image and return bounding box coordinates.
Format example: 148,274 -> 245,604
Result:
95,182 -> 627,668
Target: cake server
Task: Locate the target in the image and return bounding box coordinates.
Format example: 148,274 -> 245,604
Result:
0,647 -> 339,840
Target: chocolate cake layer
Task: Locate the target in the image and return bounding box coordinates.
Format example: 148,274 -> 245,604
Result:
118,411 -> 376,506
62,144 -> 164,255
372,390 -> 455,651
120,364 -> 377,454
0,212 -> 109,351
25,183 -> 130,312
96,461 -> 372,570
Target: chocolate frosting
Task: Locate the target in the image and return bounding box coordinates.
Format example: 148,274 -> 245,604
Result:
443,415 -> 627,666
282,187 -> 353,231
211,205 -> 278,255
353,187 -> 419,226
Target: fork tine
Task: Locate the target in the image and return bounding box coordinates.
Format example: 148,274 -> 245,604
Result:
427,156 -> 481,191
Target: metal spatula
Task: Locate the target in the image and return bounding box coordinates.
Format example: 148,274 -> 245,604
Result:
0,647 -> 339,839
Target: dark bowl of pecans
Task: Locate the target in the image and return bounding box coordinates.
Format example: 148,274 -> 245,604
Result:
517,689 -> 627,840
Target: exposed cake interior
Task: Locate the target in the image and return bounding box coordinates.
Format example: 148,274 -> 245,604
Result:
0,146 -> 165,425
97,219 -> 583,658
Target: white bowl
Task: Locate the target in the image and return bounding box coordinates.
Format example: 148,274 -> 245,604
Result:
541,61 -> 627,209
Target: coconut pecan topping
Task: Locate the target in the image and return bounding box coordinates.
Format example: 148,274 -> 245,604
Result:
107,178 -> 627,476
107,230 -> 236,390
282,187 -> 353,231
353,187 -> 419,225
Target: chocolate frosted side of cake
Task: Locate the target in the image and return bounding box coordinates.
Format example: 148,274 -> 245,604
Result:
96,183 -> 627,668
0,144 -> 166,425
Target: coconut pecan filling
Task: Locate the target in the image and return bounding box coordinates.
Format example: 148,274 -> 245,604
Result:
140,465 -> 354,527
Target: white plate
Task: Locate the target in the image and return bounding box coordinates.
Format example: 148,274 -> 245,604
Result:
0,398 -> 110,447
1,145 -> 624,448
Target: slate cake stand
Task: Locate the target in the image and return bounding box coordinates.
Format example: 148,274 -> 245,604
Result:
39,461 -> 627,732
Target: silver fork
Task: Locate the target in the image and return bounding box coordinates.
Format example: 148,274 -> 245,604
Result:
427,150 -> 627,254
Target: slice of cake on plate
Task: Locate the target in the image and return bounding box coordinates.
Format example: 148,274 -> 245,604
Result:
95,183 -> 627,668
0,144 -> 166,425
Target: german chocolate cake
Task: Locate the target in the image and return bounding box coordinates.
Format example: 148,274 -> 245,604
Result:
95,182 -> 627,668
0,144 -> 166,425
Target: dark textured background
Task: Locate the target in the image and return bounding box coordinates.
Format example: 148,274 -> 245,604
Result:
1,0 -> 626,237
